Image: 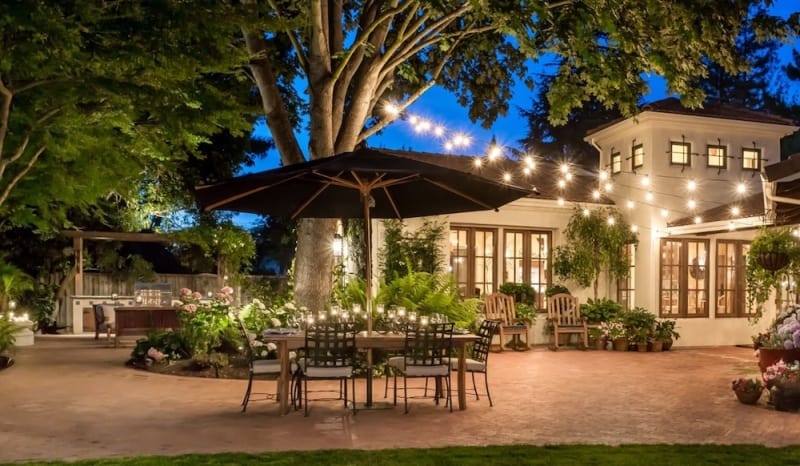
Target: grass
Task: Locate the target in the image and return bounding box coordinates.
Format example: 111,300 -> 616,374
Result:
6,445 -> 797,466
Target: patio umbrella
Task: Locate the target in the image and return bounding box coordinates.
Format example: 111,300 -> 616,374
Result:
195,147 -> 532,333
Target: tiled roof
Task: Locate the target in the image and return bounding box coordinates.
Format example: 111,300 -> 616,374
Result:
587,97 -> 797,136
667,192 -> 764,227
380,149 -> 614,205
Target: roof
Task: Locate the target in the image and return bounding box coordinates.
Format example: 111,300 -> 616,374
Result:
667,192 -> 764,228
586,97 -> 797,136
380,149 -> 614,205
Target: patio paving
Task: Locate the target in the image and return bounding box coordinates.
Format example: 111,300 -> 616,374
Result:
0,337 -> 796,463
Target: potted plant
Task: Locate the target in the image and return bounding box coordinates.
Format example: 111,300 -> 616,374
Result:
653,319 -> 678,351
587,326 -> 606,350
630,327 -> 649,352
763,360 -> 800,411
579,297 -> 621,325
601,320 -> 628,351
745,227 -> 800,321
752,305 -> 800,373
730,377 -> 764,405
0,316 -> 18,369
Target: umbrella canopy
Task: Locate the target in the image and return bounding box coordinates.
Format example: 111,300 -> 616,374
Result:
195,147 -> 532,219
195,147 -> 532,334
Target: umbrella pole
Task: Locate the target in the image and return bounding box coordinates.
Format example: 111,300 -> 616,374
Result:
363,191 -> 374,408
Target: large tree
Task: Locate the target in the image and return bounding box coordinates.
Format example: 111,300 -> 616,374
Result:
0,2 -> 257,231
242,0 -> 795,311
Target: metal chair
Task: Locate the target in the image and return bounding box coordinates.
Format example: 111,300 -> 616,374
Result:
388,322 -> 454,413
299,322 -> 358,416
234,316 -> 298,412
449,319 -> 501,406
92,304 -> 114,341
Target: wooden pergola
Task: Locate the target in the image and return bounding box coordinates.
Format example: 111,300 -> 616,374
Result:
62,230 -> 175,295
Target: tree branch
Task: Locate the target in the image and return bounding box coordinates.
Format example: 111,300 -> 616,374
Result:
0,81 -> 11,160
266,0 -> 309,73
358,79 -> 437,142
0,145 -> 45,210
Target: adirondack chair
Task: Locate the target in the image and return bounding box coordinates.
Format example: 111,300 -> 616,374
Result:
483,292 -> 529,351
547,293 -> 588,350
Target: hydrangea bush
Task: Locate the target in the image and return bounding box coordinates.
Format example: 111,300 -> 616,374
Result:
753,305 -> 800,349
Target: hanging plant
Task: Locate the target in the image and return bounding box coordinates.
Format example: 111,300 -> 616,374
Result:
745,227 -> 800,320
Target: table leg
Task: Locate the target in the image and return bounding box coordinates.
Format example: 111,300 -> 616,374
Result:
278,341 -> 290,415
457,343 -> 467,410
365,348 -> 374,407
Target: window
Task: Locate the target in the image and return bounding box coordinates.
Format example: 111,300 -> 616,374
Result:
449,226 -> 496,298
715,240 -> 753,317
617,243 -> 636,310
707,145 -> 727,168
611,152 -> 622,174
670,141 -> 691,166
743,148 -> 761,171
503,230 -> 551,309
632,144 -> 644,169
659,238 -> 709,317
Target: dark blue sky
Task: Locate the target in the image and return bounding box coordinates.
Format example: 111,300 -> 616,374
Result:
247,0 -> 798,174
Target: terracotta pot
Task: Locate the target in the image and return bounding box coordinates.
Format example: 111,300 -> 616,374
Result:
663,339 -> 673,351
757,348 -> 800,373
594,337 -> 607,351
650,340 -> 664,352
636,342 -> 647,352
734,388 -> 762,405
613,338 -> 629,351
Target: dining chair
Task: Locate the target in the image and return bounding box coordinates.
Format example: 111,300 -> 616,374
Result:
234,316 -> 298,413
298,322 -> 358,416
449,319 -> 501,406
483,292 -> 529,351
387,322 -> 454,413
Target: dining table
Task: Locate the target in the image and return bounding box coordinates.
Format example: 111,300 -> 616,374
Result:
264,329 -> 478,415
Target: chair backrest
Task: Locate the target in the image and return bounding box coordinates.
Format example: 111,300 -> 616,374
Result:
304,322 -> 357,368
548,293 -> 582,325
403,322 -> 455,367
483,293 -> 517,325
233,315 -> 257,363
93,304 -> 105,325
473,319 -> 501,363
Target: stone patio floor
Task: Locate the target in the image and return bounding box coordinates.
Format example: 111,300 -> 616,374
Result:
1,337 -> 797,463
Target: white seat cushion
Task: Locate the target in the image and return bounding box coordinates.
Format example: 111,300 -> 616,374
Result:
252,359 -> 281,375
387,357 -> 449,377
447,357 -> 485,372
303,366 -> 353,378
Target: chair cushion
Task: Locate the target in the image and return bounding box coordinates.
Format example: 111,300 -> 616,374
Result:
101,304 -> 116,323
303,366 -> 353,378
447,357 -> 485,372
252,359 -> 282,375
404,365 -> 449,377
386,356 -> 405,369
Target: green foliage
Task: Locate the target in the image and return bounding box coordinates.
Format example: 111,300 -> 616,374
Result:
579,298 -> 622,324
379,220 -> 446,281
498,282 -> 537,306
0,2 -> 257,230
0,316 -> 17,354
552,206 -> 638,299
545,284 -> 570,297
654,320 -> 680,342
19,282 -> 57,329
377,272 -> 480,329
176,289 -> 236,357
239,299 -> 304,334
171,222 -> 256,284
91,242 -> 156,283
333,277 -> 367,311
616,307 -> 657,343
0,261 -> 34,305
745,227 -> 800,317
131,330 -> 191,363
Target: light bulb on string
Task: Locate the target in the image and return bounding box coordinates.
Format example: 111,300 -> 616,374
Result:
524,155 -> 535,169
604,182 -> 613,192
523,166 -> 531,175
661,209 -> 669,218
607,217 -> 615,225
687,180 -> 696,192
631,225 -> 639,233
736,183 -> 747,194
687,199 -> 696,210
560,163 -> 570,174
503,172 -> 512,182
488,145 -> 503,160
558,179 -> 566,189
434,125 -> 445,137
626,200 -> 634,209
384,103 -> 400,116
582,208 -> 590,217
694,216 -> 702,224
557,197 -> 565,206
444,141 -> 454,151
473,157 -> 482,168
641,175 -> 650,187
592,189 -> 601,200
645,191 -> 654,202
565,172 -> 573,181
599,171 -> 609,181
731,206 -> 741,216
408,115 -> 418,125
728,222 -> 736,231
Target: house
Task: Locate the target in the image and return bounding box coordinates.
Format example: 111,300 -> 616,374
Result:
390,98 -> 798,347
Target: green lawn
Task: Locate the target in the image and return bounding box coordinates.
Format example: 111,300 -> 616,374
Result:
6,445 -> 795,466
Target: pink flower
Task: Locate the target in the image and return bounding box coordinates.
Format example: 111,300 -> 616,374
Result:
180,288 -> 192,296
146,347 -> 165,362
221,286 -> 234,295
182,303 -> 198,313
192,291 -> 202,300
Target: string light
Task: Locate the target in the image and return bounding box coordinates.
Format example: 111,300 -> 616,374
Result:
503,172 -> 512,182
607,217 -> 616,225
731,206 -> 741,216
631,225 -> 639,232
604,182 -> 613,192
557,197 -> 565,206
661,209 -> 669,218
641,175 -> 650,187
599,171 -> 609,181
488,145 -> 503,160
626,200 -> 634,209
565,172 -> 573,181
592,189 -> 601,200
558,179 -> 566,189
560,163 -> 570,174
687,180 -> 696,192
694,216 -> 702,224
736,183 -> 747,194
582,208 -> 590,216
687,199 -> 696,210
473,157 -> 482,167
728,221 -> 736,231
523,166 -> 531,175
645,191 -> 654,201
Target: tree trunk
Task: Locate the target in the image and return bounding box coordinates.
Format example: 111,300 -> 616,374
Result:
293,218 -> 338,312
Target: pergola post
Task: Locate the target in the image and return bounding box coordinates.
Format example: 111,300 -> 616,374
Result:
74,236 -> 83,295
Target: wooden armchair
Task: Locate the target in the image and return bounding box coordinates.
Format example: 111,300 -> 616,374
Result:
547,293 -> 587,350
483,292 -> 529,352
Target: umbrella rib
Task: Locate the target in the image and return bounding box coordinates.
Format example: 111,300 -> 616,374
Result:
314,170 -> 362,190
423,177 -> 497,210
291,181 -> 333,219
202,172 -> 307,211
382,186 -> 403,220
372,174 -> 420,189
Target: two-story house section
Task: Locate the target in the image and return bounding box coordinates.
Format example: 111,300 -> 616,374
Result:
585,98 -> 798,346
